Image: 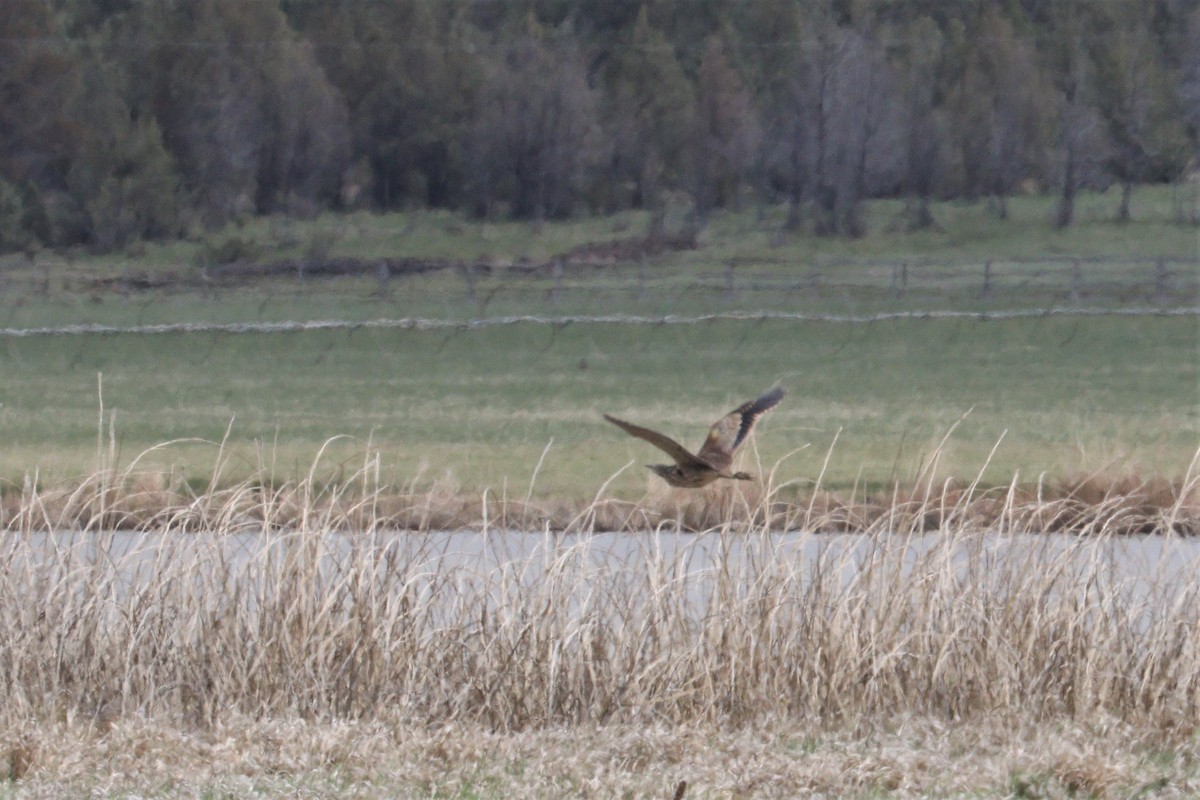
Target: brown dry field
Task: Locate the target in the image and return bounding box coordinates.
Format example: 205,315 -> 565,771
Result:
4,715 -> 1200,798
2,462 -> 1200,797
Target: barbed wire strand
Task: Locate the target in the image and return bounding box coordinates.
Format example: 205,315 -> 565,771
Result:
1,306 -> 1195,339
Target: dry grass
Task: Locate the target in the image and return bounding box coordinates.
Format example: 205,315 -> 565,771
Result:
2,716 -> 1199,798
2,437 -> 1198,536
1,443 -> 1200,796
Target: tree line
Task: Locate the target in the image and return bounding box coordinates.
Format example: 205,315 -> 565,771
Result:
1,0 -> 1197,254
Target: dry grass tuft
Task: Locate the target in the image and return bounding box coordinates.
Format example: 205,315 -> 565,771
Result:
3,440 -> 1197,536
2,734 -> 35,782
2,441 -> 1199,794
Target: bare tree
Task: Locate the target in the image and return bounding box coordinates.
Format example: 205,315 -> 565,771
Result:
778,56 -> 820,231
1055,95 -> 1108,229
177,39 -> 269,224
1047,17 -> 1110,229
1183,10 -> 1200,144
263,41 -> 351,216
985,31 -> 1050,218
469,30 -> 600,219
897,17 -> 945,231
1092,6 -> 1190,221
753,3 -> 822,233
948,8 -> 1051,219
811,26 -> 894,237
604,7 -> 696,211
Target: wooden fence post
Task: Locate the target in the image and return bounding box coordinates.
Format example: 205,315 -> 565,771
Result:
1155,257 -> 1169,303
460,263 -> 475,303
551,258 -> 563,305
375,260 -> 391,299
890,262 -> 902,298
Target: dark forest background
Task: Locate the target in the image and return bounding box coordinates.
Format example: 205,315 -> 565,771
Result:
1,0 -> 1197,255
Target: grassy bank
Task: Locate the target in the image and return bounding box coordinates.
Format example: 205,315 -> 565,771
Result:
0,315 -> 1196,496
0,186 -> 1196,328
6,183 -> 1195,275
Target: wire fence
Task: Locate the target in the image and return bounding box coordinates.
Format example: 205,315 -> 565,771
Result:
0,306 -> 1197,339
1,252 -> 1196,337
511,254 -> 1199,306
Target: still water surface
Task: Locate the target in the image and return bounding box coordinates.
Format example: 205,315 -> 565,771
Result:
7,529 -> 1199,609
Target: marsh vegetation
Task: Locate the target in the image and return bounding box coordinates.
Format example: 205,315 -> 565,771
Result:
2,456 -> 1200,797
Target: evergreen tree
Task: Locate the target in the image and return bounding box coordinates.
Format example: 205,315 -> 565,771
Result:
693,35 -> 760,214
467,23 -> 599,219
1182,10 -> 1200,155
1090,1 -> 1190,220
286,0 -> 472,209
946,7 -> 1051,217
643,0 -> 739,74
0,2 -> 82,203
603,7 -> 696,210
64,45 -> 181,248
0,0 -> 182,248
119,0 -> 349,226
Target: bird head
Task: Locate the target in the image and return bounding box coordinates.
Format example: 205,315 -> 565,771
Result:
647,464 -> 677,480
732,471 -> 754,481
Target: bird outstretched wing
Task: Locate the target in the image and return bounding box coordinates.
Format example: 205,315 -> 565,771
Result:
696,387 -> 786,470
603,414 -> 713,469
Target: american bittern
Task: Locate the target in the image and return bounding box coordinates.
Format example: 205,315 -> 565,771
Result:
603,387 -> 785,488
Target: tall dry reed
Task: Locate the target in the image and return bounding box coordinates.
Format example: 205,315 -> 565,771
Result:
1,442 -> 1199,738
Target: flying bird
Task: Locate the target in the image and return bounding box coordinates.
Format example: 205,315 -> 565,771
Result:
603,387 -> 785,488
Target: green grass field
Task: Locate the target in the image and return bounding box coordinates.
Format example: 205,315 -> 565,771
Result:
0,315 -> 1195,497
0,187 -> 1196,497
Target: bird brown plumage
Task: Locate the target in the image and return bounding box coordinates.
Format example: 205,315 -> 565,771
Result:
603,387 -> 785,488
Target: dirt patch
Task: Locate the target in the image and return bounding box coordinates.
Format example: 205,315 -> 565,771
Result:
83,234 -> 698,295
554,232 -> 698,266
85,256 -> 475,294
206,254 -> 467,281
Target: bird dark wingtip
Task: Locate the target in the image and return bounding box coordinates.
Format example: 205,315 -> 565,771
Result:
748,386 -> 786,415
